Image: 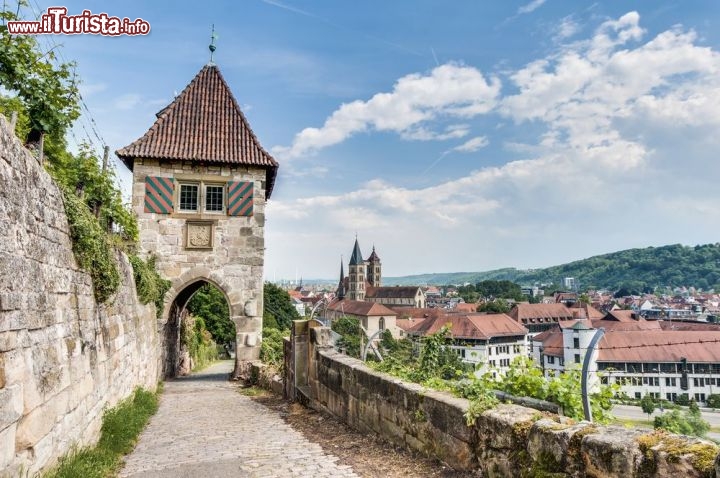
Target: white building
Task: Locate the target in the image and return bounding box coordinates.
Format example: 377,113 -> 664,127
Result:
406,312 -> 529,377
532,316 -> 720,404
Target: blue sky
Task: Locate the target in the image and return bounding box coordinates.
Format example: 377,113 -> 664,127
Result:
22,0 -> 720,280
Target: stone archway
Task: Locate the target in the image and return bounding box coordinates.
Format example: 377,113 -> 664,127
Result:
161,268 -> 262,378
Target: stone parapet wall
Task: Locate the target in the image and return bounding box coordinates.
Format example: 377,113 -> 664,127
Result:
298,326 -> 720,477
0,117 -> 161,476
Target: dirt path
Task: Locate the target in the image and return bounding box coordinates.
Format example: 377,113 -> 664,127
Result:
246,389 -> 480,478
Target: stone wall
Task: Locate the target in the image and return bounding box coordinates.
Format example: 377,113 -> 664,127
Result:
0,117 -> 161,476
295,324 -> 720,477
131,159 -> 266,370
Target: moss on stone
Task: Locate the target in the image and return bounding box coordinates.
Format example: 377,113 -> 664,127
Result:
636,430 -> 719,477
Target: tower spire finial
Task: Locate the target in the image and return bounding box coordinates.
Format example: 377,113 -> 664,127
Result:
208,24 -> 217,65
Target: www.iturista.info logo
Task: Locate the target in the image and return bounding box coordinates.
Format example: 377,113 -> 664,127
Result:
7,7 -> 150,36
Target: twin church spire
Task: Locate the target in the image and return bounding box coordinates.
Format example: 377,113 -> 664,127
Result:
337,238 -> 381,301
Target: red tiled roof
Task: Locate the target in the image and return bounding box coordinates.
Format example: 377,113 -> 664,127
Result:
598,331 -> 720,363
590,319 -> 661,332
408,313 -> 527,340
326,299 -> 396,317
454,303 -> 478,313
509,303 -> 574,323
658,321 -> 720,331
116,65 -> 279,198
389,307 -> 445,320
366,286 -> 421,300
539,332 -> 565,357
396,317 -> 427,332
570,302 -> 605,319
603,310 -> 637,322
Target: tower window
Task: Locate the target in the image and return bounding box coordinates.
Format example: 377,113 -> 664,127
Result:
179,184 -> 199,211
205,185 -> 224,212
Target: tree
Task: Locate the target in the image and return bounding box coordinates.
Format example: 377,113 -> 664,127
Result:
1,5 -> 80,144
477,299 -> 511,314
263,282 -> 300,330
640,394 -> 656,422
332,316 -> 362,358
475,280 -> 524,301
654,409 -> 710,437
706,394 -> 720,409
186,284 -> 235,347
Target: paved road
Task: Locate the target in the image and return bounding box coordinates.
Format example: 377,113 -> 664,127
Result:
613,404 -> 720,426
119,361 -> 359,478
613,404 -> 720,441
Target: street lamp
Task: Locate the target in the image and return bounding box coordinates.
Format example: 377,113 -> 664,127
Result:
653,368 -> 664,411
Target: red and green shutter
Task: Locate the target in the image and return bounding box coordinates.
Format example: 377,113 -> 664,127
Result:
227,181 -> 254,216
144,176 -> 174,214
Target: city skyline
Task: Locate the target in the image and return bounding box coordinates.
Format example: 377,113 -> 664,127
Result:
27,0 -> 720,279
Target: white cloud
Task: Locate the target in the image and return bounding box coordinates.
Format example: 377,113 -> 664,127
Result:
518,0 -> 547,15
401,124 -> 470,141
79,82 -> 106,97
274,63 -> 500,159
267,11 -> 720,278
113,93 -> 142,111
554,15 -> 581,40
452,136 -> 489,153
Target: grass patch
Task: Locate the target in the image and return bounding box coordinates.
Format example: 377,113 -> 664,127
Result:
238,386 -> 269,397
614,418 -> 653,429
45,387 -> 160,478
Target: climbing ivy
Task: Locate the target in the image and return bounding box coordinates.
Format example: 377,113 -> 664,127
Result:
61,187 -> 120,303
128,254 -> 171,318
2,6 -> 161,305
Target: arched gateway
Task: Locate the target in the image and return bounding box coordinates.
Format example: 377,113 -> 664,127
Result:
116,64 -> 279,377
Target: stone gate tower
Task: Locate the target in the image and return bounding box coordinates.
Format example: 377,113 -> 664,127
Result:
116,64 -> 278,377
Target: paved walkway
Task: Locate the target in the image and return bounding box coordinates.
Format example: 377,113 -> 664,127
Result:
119,361 -> 359,478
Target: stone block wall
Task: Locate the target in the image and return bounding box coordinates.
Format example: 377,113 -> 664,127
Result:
131,159 -> 266,366
0,117 -> 161,476
298,326 -> 720,477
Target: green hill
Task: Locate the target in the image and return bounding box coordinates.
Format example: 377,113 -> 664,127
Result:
384,243 -> 720,291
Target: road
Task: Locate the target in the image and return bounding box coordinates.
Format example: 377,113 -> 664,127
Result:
119,361 -> 359,477
612,404 -> 720,441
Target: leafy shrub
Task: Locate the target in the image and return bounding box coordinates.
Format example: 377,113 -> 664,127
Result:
654,409 -> 710,437
706,394 -> 720,409
180,314 -> 218,371
186,284 -> 235,346
128,254 -> 171,318
260,327 -> 288,368
332,316 -> 362,358
61,187 -> 120,303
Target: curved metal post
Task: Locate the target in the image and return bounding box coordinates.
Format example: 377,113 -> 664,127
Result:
582,328 -> 605,422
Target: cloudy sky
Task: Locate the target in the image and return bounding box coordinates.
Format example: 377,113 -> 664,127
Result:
25,0 -> 720,280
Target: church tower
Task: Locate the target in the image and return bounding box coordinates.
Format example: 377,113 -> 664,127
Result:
336,258 -> 346,300
367,245 -> 382,287
348,238 -> 366,301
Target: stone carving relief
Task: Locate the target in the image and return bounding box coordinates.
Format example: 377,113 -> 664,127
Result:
186,222 -> 213,249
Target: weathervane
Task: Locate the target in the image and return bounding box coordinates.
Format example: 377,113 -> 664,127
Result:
208,24 -> 217,65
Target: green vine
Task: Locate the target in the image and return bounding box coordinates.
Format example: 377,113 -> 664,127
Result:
128,254 -> 171,318
61,187 -> 120,303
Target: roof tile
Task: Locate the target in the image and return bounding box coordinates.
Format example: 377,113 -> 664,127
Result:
116,65 -> 279,198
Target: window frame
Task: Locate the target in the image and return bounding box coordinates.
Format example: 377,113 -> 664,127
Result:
203,183 -> 226,214
178,182 -> 200,212
176,180 -> 227,215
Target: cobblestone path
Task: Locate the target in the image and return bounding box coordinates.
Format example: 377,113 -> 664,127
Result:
119,361 -> 359,478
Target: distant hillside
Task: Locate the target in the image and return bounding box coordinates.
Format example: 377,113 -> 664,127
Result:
384,243 -> 720,291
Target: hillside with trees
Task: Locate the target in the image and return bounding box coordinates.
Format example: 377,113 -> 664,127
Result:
385,243 -> 720,291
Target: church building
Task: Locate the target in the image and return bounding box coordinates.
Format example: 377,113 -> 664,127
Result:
325,238 -> 426,340
340,238 -> 425,308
